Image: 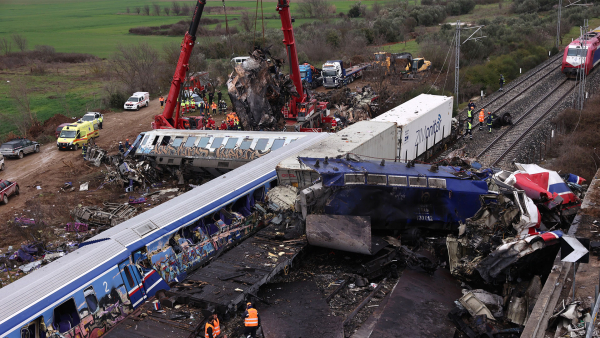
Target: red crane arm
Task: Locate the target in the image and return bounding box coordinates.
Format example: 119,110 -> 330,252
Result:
276,0 -> 304,117
154,0 -> 207,129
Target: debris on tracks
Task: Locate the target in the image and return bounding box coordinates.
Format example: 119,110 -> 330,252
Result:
71,202 -> 137,227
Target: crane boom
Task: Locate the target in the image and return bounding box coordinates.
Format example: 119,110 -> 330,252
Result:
153,0 -> 207,129
276,0 -> 305,118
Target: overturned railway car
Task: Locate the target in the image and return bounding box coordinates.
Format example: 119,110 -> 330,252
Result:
562,26 -> 600,77
0,133 -> 329,338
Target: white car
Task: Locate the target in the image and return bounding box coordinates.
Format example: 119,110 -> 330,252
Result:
124,92 -> 150,111
0,154 -> 4,171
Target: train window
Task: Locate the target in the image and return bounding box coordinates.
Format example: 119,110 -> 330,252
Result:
255,138 -> 269,151
211,137 -> 224,148
185,137 -> 197,147
160,136 -> 171,146
225,138 -> 238,149
367,174 -> 387,185
409,177 -> 427,187
84,286 -> 99,314
151,136 -> 160,146
240,139 -> 253,150
172,136 -> 184,148
344,174 -> 365,185
53,298 -> 81,333
567,48 -> 587,57
271,139 -> 285,151
428,178 -> 446,189
196,137 -> 209,148
388,175 -> 407,186
124,266 -> 134,288
141,135 -> 149,146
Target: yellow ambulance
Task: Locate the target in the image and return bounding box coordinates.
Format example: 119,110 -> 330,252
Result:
57,120 -> 99,151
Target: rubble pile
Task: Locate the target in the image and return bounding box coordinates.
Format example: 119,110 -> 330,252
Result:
227,48 -> 298,130
72,202 -> 138,227
313,85 -> 380,126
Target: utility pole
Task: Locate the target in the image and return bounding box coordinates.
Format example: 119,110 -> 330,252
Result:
454,21 -> 486,110
557,0 -> 562,48
578,19 -> 589,110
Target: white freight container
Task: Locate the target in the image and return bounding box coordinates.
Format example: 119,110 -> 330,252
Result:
277,121 -> 397,188
372,94 -> 453,162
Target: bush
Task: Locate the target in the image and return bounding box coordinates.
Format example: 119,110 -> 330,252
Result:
410,6 -> 447,26
108,90 -> 128,109
348,2 -> 364,17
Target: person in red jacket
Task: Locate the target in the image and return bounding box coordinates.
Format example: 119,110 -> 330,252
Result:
220,121 -> 227,130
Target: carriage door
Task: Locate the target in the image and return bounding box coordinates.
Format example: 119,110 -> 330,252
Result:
118,260 -> 147,308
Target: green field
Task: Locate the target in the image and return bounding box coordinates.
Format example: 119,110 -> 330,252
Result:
0,0 -> 390,58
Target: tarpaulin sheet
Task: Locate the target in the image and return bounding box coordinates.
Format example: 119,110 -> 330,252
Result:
512,164 -> 580,205
299,158 -> 489,229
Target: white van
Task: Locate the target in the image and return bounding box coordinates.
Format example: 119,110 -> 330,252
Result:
231,56 -> 250,66
124,92 -> 150,111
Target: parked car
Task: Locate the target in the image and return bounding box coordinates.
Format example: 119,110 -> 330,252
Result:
80,112 -> 104,128
0,138 -> 40,159
0,179 -> 19,205
0,154 -> 4,171
55,123 -> 71,138
124,92 -> 150,111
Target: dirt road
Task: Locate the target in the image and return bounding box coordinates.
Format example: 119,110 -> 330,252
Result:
0,99 -> 163,222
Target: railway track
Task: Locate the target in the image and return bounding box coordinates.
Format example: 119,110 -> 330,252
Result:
477,78 -> 576,166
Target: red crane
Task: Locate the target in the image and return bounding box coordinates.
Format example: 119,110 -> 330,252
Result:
152,0 -> 207,130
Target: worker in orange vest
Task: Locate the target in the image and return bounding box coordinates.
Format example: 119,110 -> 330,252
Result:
244,302 -> 260,338
204,314 -> 225,338
211,314 -> 221,337
159,95 -> 165,107
478,108 -> 485,131
211,102 -> 217,115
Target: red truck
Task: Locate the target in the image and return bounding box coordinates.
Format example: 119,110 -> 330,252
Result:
0,179 -> 19,205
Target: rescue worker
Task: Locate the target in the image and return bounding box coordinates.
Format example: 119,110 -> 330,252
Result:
212,314 -> 221,337
209,91 -> 214,107
208,117 -> 216,130
466,108 -> 473,123
499,74 -> 505,91
211,102 -> 217,115
468,100 -> 476,112
487,111 -> 493,133
244,302 -> 260,338
180,100 -> 186,115
204,316 -> 216,338
82,142 -> 88,160
235,119 -> 241,130
99,114 -> 103,129
118,141 -> 124,154
478,108 -> 485,131
217,90 -> 222,103
220,120 -> 227,130
465,119 -> 473,140
228,119 -> 235,130
185,98 -> 191,114
125,139 -> 130,151
159,95 -> 165,108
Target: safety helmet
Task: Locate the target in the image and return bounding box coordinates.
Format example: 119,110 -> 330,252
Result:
247,302 -> 253,308
126,139 -> 129,141
488,112 -> 491,115
119,141 -> 122,144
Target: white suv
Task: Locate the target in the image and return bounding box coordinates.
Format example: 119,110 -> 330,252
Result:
124,92 -> 150,111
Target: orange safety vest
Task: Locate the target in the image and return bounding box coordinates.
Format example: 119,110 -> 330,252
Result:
159,97 -> 164,102
479,110 -> 485,122
245,308 -> 258,327
211,103 -> 217,109
213,318 -> 221,336
205,323 -> 214,338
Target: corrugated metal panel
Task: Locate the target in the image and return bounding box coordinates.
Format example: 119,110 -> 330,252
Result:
372,94 -> 452,127
112,228 -> 143,248
0,239 -> 126,327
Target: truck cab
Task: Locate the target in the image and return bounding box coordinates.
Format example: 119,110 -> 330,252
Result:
299,63 -> 322,89
321,60 -> 344,88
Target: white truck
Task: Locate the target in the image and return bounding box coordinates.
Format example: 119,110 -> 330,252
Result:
276,121 -> 397,189
372,94 -> 454,162
321,60 -> 370,89
124,92 -> 150,111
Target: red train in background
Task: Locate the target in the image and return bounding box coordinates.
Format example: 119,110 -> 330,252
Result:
562,26 -> 600,78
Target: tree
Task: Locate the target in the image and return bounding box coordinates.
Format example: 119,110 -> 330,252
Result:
143,5 -> 150,15
153,3 -> 161,15
111,43 -> 163,94
136,6 -> 141,14
298,0 -> 330,18
12,34 -> 28,51
126,7 -> 130,13
0,38 -> 11,55
348,2 -> 364,18
181,2 -> 191,16
172,1 -> 181,15
240,11 -> 255,32
164,7 -> 171,15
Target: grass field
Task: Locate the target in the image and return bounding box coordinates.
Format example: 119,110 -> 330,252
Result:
0,0 -> 391,58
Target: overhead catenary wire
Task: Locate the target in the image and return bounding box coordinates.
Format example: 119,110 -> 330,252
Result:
428,34 -> 455,94
222,0 -> 234,55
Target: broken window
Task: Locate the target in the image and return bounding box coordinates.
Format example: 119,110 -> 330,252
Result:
428,178 -> 447,189
240,139 -> 252,150
409,177 -> 427,187
141,135 -> 149,146
388,175 -> 408,186
271,139 -> 285,151
345,174 -> 365,185
255,138 -> 269,151
171,136 -> 184,148
225,138 -> 238,149
151,136 -> 160,146
211,137 -> 224,148
185,137 -> 197,147
84,286 -> 99,314
367,174 -> 387,185
160,136 -> 171,146
53,298 -> 81,333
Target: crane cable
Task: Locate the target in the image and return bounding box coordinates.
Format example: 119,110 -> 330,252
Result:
252,0 -> 265,47
222,0 -> 234,55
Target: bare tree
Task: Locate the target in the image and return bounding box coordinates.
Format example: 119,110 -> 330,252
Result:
0,79 -> 38,137
0,38 -> 11,55
172,1 -> 181,15
136,6 -> 141,14
111,43 -> 163,94
12,34 -> 28,51
164,7 -> 171,15
126,7 -> 130,13
143,5 -> 150,15
153,3 -> 161,15
181,2 -> 191,16
298,0 -> 329,18
239,11 -> 255,32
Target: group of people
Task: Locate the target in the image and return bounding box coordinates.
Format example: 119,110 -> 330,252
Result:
159,89 -> 228,115
464,100 -> 494,140
204,302 -> 261,338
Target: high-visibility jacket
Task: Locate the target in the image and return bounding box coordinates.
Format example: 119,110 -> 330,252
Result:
213,318 -> 220,336
211,103 -> 217,110
186,100 -> 191,106
467,110 -> 472,119
245,308 -> 259,327
159,97 -> 164,102
180,101 -> 186,107
479,110 -> 485,122
466,121 -> 472,130
205,323 -> 214,338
